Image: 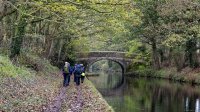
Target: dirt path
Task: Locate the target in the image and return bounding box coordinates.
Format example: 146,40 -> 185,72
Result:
45,76 -> 113,112
44,87 -> 67,112
67,86 -> 84,112
45,77 -> 84,112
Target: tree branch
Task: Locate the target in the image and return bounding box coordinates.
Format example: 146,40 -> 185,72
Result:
29,16 -> 51,24
0,9 -> 16,21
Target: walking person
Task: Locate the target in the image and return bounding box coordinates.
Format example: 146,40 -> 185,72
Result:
80,64 -> 85,83
68,64 -> 74,84
74,64 -> 82,86
62,62 -> 70,87
74,64 -> 77,83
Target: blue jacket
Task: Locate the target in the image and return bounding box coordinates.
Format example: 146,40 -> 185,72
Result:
69,66 -> 75,75
74,64 -> 83,75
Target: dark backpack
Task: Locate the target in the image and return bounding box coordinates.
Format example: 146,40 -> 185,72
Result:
74,65 -> 82,75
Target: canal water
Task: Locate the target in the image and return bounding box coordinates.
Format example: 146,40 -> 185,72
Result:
88,68 -> 200,112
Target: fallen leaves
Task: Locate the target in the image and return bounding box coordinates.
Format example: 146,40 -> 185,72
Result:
60,77 -> 114,112
0,74 -> 62,112
0,75 -> 113,112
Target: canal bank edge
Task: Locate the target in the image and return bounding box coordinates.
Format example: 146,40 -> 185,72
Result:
84,78 -> 115,112
125,67 -> 200,85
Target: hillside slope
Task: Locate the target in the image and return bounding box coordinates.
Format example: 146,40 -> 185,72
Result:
0,55 -> 113,112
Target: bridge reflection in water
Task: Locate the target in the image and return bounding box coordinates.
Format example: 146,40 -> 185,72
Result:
87,71 -> 124,90
86,60 -> 200,112
87,59 -> 124,90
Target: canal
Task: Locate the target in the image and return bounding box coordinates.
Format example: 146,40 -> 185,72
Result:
87,60 -> 200,112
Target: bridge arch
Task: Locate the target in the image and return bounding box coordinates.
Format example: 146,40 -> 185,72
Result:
86,57 -> 125,74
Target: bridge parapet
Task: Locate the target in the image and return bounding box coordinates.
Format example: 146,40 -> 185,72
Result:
76,51 -> 136,59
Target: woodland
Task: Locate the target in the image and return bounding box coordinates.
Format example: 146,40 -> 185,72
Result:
1,0 -> 200,111
1,0 -> 200,72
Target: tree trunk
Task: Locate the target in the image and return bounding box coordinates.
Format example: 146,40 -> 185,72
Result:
10,13 -> 26,58
0,0 -> 3,45
151,39 -> 161,69
57,39 -> 64,62
186,38 -> 199,68
174,50 -> 185,72
47,39 -> 54,59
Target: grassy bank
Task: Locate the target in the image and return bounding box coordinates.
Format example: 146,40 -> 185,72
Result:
0,54 -> 62,111
127,67 -> 200,84
0,54 -> 114,111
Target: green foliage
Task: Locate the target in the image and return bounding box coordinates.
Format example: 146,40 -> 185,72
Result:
162,34 -> 186,48
127,39 -> 142,55
0,55 -> 33,78
135,68 -> 157,77
126,39 -> 151,70
71,37 -> 90,52
0,0 -> 144,65
3,0 -> 200,72
18,53 -> 59,75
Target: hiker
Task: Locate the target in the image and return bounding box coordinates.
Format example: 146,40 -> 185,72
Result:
68,65 -> 75,84
80,64 -> 85,83
74,64 -> 83,86
62,62 -> 70,87
73,64 -> 77,83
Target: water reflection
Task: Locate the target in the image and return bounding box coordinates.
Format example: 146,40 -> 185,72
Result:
88,71 -> 123,89
195,99 -> 200,112
90,75 -> 200,112
86,60 -> 200,112
87,59 -> 123,89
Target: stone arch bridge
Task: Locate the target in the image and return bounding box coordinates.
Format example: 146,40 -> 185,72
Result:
76,51 -> 137,73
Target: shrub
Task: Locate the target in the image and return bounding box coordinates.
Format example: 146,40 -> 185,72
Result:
0,55 -> 33,78
18,53 -> 59,75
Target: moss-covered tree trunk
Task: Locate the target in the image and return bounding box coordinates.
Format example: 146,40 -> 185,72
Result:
10,8 -> 27,58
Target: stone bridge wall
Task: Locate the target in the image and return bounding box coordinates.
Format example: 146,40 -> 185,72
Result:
76,51 -> 135,73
